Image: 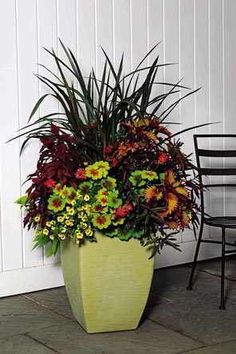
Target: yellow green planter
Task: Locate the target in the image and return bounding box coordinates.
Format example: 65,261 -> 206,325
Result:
61,232 -> 154,333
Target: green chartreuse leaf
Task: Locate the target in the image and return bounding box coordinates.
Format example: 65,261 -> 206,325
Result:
15,195 -> 28,206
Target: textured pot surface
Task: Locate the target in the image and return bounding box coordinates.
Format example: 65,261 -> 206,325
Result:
61,232 -> 154,333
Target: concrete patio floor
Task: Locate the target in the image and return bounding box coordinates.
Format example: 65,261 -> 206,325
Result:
0,257 -> 236,354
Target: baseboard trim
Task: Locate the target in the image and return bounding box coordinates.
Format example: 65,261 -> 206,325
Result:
0,263 -> 64,298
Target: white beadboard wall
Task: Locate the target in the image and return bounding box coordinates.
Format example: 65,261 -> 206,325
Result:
0,0 -> 236,297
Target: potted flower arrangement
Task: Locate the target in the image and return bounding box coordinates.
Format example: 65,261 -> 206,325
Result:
14,42 -> 203,333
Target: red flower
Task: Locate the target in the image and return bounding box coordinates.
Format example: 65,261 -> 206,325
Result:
158,152 -> 169,164
44,179 -> 56,188
115,203 -> 133,218
75,168 -> 87,180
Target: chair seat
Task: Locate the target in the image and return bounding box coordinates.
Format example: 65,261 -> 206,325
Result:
204,216 -> 236,228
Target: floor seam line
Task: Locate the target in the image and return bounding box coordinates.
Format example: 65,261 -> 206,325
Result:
24,333 -> 60,353
147,318 -> 205,345
22,294 -> 75,322
178,337 -> 236,354
198,268 -> 236,282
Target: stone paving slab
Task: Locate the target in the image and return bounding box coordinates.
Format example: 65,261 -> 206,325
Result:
0,334 -> 56,354
147,266 -> 236,345
180,340 -> 236,354
28,319 -> 201,354
198,257 -> 236,281
0,295 -> 71,339
23,287 -> 74,320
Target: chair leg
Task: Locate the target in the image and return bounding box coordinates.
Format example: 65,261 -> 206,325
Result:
187,220 -> 204,290
219,227 -> 226,310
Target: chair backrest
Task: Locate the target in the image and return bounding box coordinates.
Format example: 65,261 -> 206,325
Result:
194,134 -> 236,215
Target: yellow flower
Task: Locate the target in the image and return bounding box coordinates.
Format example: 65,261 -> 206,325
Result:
75,231 -> 84,239
85,165 -> 103,180
58,234 -> 66,240
43,228 -> 49,236
84,194 -> 90,201
46,221 -> 53,227
85,161 -> 110,180
94,161 -> 110,170
80,222 -> 88,229
57,216 -> 64,223
92,214 -> 111,229
85,228 -> 93,237
65,219 -> 74,226
66,207 -> 75,215
76,191 -> 82,199
34,215 -> 40,222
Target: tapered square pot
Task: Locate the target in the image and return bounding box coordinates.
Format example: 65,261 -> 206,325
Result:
61,232 -> 154,333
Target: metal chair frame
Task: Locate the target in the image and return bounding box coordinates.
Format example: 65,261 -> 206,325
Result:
187,134 -> 236,309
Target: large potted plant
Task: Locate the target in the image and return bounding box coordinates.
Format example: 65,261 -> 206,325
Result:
14,42 -> 203,333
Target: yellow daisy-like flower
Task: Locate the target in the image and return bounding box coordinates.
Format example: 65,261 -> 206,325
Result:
85,228 -> 93,237
80,222 -> 88,229
75,231 -> 84,239
65,219 -> 74,226
57,216 -> 64,223
85,165 -> 103,180
84,194 -> 90,201
92,214 -> 111,230
58,234 -> 66,240
66,207 -> 75,215
102,177 -> 116,190
46,221 -> 53,228
34,215 -> 40,222
42,228 -> 49,236
94,160 -> 110,170
97,194 -> 108,206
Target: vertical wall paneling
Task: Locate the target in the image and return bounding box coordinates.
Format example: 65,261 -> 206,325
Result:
148,0 -> 164,113
179,0 -> 195,243
77,0 -> 96,74
130,0 -> 147,70
37,0 -> 59,265
57,0 -> 77,54
96,0 -> 113,76
208,0 -> 224,239
223,0 -> 236,238
17,0 -> 43,267
163,0 -> 180,132
113,0 -> 131,73
1,0 -> 236,296
0,0 -> 22,270
194,0 -> 211,240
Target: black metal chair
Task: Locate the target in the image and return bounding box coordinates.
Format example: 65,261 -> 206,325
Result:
187,134 -> 236,309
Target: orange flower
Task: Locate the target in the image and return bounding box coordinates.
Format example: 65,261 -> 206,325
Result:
159,192 -> 178,217
144,186 -> 163,203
